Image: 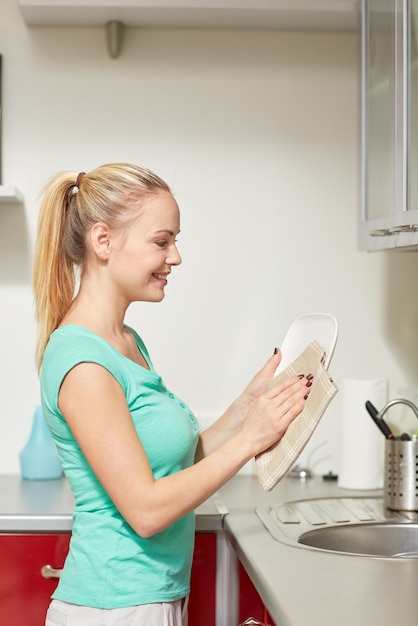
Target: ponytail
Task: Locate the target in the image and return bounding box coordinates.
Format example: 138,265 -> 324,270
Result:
33,172 -> 78,371
33,163 -> 170,372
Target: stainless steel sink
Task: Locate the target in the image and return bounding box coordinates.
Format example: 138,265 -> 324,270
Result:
298,522 -> 418,557
256,497 -> 418,559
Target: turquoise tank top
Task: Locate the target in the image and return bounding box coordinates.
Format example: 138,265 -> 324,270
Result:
40,325 -> 199,608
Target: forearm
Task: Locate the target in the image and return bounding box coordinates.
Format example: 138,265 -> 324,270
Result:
195,394 -> 250,460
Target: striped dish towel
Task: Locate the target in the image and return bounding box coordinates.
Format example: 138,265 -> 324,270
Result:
255,340 -> 338,491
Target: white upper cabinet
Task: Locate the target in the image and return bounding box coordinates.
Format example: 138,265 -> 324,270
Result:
359,0 -> 418,250
0,53 -> 22,204
0,186 -> 23,203
18,0 -> 359,31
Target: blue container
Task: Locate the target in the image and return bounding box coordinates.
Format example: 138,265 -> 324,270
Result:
19,406 -> 63,480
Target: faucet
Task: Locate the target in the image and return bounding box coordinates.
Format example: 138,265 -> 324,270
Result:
378,398 -> 418,421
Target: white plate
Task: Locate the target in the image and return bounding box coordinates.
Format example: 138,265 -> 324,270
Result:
276,313 -> 338,373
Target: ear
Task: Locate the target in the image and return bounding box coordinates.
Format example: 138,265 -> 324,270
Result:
90,222 -> 112,260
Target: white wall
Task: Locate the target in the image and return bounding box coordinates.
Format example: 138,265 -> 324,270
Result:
0,0 -> 417,476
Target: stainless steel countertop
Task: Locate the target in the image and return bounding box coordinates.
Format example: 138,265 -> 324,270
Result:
0,474 -> 223,532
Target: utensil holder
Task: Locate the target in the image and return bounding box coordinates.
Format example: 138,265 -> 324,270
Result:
384,438 -> 418,511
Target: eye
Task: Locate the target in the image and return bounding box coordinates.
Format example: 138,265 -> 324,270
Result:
155,240 -> 168,248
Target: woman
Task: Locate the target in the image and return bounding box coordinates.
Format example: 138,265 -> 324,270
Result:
33,163 -> 312,626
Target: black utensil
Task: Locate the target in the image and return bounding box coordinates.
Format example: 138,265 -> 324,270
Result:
365,400 -> 395,439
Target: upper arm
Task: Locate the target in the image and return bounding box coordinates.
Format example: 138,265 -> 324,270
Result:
58,362 -> 156,530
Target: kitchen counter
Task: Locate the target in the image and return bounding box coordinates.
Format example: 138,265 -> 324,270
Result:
218,475 -> 418,626
2,473 -> 418,626
0,474 -> 223,532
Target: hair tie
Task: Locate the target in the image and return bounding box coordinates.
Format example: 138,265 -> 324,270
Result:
71,171 -> 86,197
76,172 -> 86,187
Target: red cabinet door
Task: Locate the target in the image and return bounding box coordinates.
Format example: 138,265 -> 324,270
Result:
0,532 -> 216,626
188,533 -> 217,626
0,533 -> 71,626
188,535 -> 275,626
239,562 -> 275,626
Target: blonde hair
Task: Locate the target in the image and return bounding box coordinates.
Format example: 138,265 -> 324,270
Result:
33,163 -> 170,371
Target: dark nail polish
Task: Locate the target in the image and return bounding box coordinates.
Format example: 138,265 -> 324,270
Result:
304,394 -> 308,400
306,380 -> 312,388
298,374 -> 304,379
274,347 -> 278,355
306,374 -> 314,380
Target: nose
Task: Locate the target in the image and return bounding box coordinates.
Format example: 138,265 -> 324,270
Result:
168,243 -> 182,266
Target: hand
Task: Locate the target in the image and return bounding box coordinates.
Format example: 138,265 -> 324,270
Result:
240,349 -> 283,411
240,373 -> 309,457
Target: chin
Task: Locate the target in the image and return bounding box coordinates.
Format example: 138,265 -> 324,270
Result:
135,290 -> 165,304
150,291 -> 166,303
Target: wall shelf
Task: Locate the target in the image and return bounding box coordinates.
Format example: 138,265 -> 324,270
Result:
18,0 -> 359,31
0,186 -> 23,203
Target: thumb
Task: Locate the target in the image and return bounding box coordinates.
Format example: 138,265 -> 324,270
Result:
265,347 -> 282,377
243,348 -> 283,400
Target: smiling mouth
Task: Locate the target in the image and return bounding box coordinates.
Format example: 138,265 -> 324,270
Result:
153,273 -> 168,282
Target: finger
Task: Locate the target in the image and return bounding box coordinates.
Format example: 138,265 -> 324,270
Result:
267,373 -> 312,400
272,379 -> 313,421
278,398 -> 305,432
274,390 -> 307,429
264,348 -> 282,376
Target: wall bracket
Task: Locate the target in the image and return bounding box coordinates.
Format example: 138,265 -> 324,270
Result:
106,20 -> 125,59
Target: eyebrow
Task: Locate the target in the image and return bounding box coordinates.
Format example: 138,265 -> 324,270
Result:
154,229 -> 180,236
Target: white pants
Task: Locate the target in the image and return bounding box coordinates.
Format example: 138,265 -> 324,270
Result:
45,597 -> 189,626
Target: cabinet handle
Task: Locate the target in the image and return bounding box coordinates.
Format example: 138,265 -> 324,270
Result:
369,229 -> 392,237
370,224 -> 418,237
387,224 -> 418,233
41,564 -> 63,579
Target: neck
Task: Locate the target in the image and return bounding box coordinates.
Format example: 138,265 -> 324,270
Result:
61,276 -> 128,340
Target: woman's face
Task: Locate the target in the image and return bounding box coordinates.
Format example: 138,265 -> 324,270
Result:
108,190 -> 182,305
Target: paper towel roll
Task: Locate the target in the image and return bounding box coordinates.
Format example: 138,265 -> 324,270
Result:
338,377 -> 388,490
